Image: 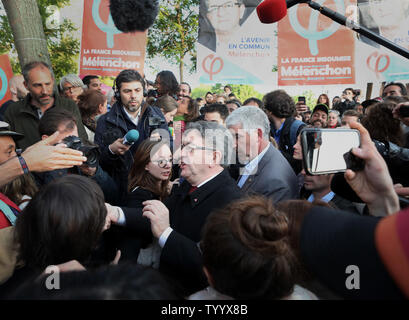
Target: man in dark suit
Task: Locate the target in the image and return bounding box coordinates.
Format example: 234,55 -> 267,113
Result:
106,121 -> 241,294
226,106 -> 299,202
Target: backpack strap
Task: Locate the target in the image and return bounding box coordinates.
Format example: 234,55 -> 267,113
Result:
0,199 -> 17,226
290,120 -> 305,146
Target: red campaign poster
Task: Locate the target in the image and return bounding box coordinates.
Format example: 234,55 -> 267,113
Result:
79,0 -> 147,77
0,54 -> 13,107
278,0 -> 356,86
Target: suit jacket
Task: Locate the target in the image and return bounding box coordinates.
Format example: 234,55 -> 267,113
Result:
122,169 -> 242,293
240,144 -> 298,203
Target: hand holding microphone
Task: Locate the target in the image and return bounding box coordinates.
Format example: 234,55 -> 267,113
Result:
109,129 -> 139,156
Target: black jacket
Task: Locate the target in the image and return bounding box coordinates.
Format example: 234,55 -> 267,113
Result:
121,169 -> 242,294
94,102 -> 169,204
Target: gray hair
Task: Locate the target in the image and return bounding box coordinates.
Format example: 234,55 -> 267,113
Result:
225,106 -> 270,140
184,121 -> 234,166
329,110 -> 341,126
59,74 -> 85,92
106,89 -> 115,105
22,61 -> 54,83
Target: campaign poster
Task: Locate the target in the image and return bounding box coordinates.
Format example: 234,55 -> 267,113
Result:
0,55 -> 13,107
197,0 -> 276,85
278,0 -> 356,86
79,0 -> 147,77
355,0 -> 409,83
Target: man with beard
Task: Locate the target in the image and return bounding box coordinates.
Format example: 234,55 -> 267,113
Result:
3,61 -> 87,150
94,69 -> 168,204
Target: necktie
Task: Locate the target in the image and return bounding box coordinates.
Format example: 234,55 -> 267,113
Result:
189,186 -> 198,194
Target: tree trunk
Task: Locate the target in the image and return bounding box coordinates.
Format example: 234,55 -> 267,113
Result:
1,0 -> 51,69
179,58 -> 184,83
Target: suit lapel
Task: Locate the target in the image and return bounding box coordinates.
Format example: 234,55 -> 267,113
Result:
241,145 -> 272,192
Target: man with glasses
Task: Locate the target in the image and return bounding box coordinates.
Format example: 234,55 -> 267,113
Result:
106,121 -> 241,294
199,0 -> 246,52
59,74 -> 85,103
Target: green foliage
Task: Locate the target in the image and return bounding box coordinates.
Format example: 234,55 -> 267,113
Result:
292,90 -> 317,111
147,0 -> 199,81
192,84 -> 264,103
0,0 -> 79,80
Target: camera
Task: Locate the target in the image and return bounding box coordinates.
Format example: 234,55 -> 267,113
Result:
62,136 -> 100,167
147,89 -> 159,99
148,116 -> 166,127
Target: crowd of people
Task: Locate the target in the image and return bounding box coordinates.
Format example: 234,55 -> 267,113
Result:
0,60 -> 408,300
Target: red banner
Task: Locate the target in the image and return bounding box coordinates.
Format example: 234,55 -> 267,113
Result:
278,1 -> 356,86
0,55 -> 13,107
79,0 -> 147,77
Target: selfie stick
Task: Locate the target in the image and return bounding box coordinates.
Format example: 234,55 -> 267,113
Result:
306,1 -> 409,60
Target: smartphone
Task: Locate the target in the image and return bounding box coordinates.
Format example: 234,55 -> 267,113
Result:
298,96 -> 306,104
301,128 -> 361,175
398,104 -> 409,117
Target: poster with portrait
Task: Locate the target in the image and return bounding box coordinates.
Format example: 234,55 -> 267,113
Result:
197,0 -> 276,85
79,0 -> 147,77
277,0 -> 356,86
355,0 -> 409,83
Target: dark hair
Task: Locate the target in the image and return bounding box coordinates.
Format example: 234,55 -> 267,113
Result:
203,103 -> 229,121
156,70 -> 179,97
180,82 -> 192,94
0,174 -> 38,207
155,94 -> 178,113
184,96 -> 200,123
243,97 -> 264,108
128,140 -> 171,200
77,90 -> 107,120
361,102 -> 404,146
317,94 -> 330,107
115,69 -> 145,93
383,82 -> 408,97
226,99 -> 241,109
10,264 -> 184,300
82,75 -> 99,87
38,109 -> 77,136
22,61 -> 53,83
224,85 -> 232,91
201,195 -> 299,299
343,87 -> 355,94
263,90 -> 296,118
342,109 -> 361,121
15,175 -> 107,270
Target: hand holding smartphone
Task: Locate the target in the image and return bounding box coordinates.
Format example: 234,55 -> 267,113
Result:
296,96 -> 308,113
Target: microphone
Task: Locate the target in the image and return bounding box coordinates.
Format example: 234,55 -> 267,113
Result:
122,129 -> 140,145
109,0 -> 159,32
257,0 -> 308,23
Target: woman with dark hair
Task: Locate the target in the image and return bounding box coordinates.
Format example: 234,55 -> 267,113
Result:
155,70 -> 179,99
0,175 -> 108,296
317,94 -> 330,108
0,174 -> 38,210
189,195 -> 317,300
113,139 -> 173,266
77,90 -> 107,142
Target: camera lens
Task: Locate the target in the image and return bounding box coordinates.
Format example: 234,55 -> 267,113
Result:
80,146 -> 100,167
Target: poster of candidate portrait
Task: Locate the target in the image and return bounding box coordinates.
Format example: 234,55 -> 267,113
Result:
357,0 -> 409,50
198,0 -> 260,52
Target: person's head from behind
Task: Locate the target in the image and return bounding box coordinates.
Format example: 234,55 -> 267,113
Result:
38,109 -> 78,142
22,61 -> 55,107
155,94 -> 178,124
155,70 -> 179,97
215,94 -> 226,104
59,74 -> 85,102
226,106 -> 271,164
9,75 -> 29,101
341,109 -> 361,127
128,139 -> 172,200
201,195 -> 298,299
15,175 -> 107,270
204,103 -> 229,126
204,0 -> 245,37
82,75 -> 102,92
382,82 -> 407,98
180,121 -> 233,186
263,90 -> 296,121
77,90 -> 107,122
114,69 -> 146,113
243,97 -> 263,109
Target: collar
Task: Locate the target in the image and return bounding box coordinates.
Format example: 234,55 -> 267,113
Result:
242,144 -> 270,176
122,106 -> 141,126
308,191 -> 335,203
196,170 -> 223,188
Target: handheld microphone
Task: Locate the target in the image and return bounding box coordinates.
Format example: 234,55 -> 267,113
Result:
109,0 -> 159,32
257,0 -> 308,24
122,129 -> 140,145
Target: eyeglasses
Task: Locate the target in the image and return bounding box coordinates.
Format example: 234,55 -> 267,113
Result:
181,143 -> 215,153
63,85 -> 81,93
208,1 -> 241,14
152,158 -> 173,168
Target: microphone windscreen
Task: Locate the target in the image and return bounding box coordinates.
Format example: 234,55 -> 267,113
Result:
124,129 -> 140,144
257,0 -> 288,24
109,0 -> 159,32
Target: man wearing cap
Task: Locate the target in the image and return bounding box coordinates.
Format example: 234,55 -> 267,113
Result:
310,104 -> 329,127
0,122 -> 24,229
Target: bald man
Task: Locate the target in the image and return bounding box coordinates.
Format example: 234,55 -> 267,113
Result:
0,75 -> 29,121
